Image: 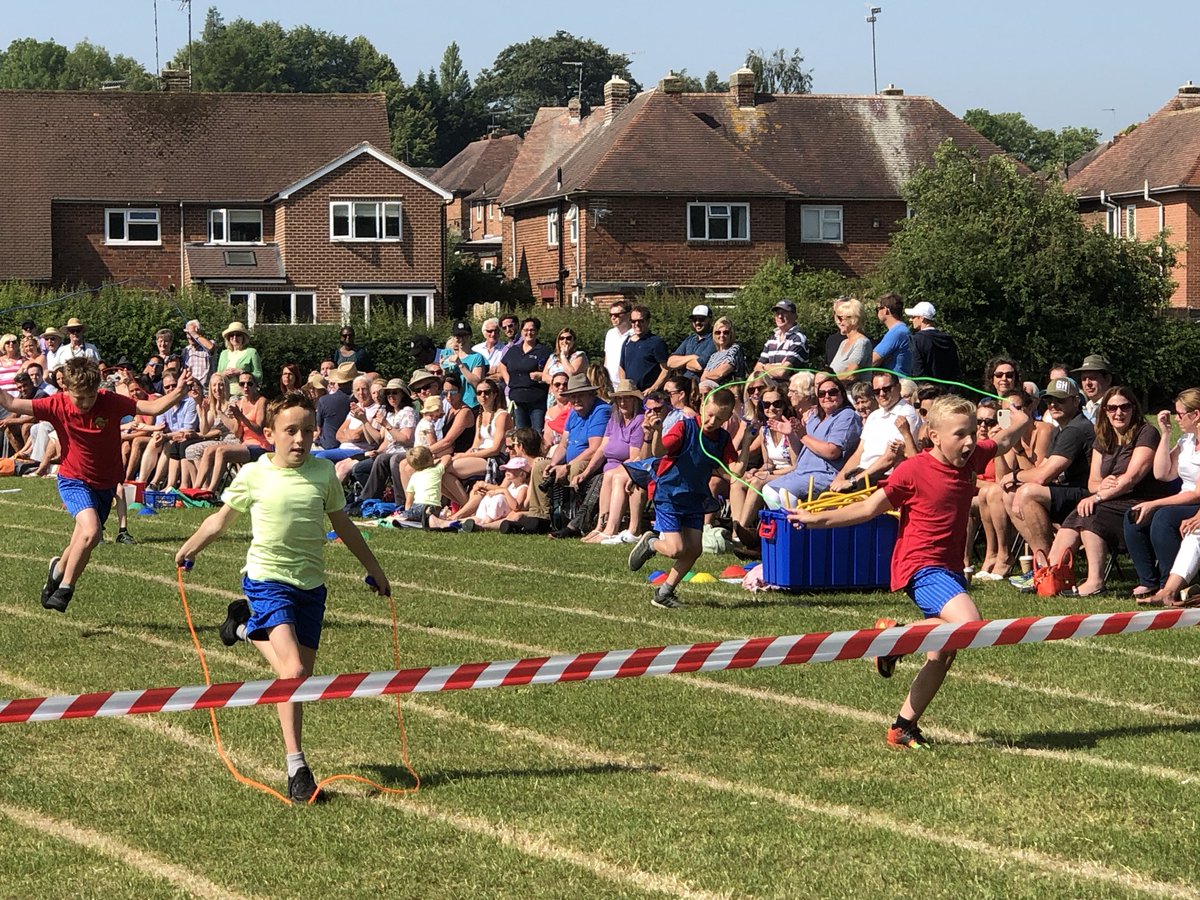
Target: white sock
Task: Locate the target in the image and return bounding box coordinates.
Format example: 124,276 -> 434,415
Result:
236,624 -> 248,641
286,751 -> 307,777
53,561 -> 64,579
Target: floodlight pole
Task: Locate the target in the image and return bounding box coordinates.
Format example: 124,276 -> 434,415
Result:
867,7 -> 882,94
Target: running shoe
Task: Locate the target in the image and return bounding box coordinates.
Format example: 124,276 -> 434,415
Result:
1008,571 -> 1035,593
115,530 -> 137,545
873,618 -> 902,679
41,556 -> 62,607
651,586 -> 685,610
287,766 -> 327,804
628,531 -> 657,572
43,585 -> 73,613
219,599 -> 251,647
887,723 -> 930,750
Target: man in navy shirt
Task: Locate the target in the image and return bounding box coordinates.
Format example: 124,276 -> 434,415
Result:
667,304 -> 717,384
619,305 -> 669,392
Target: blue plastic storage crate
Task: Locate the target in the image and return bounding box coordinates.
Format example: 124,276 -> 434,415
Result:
758,509 -> 897,591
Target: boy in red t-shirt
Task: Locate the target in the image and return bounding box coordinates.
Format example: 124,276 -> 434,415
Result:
0,358 -> 192,612
789,396 -> 1029,749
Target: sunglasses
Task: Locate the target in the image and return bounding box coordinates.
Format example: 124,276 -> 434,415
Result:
559,335 -> 573,341
552,381 -> 568,389
1105,402 -> 1133,414
873,385 -> 896,395
443,389 -> 461,396
609,311 -> 625,318
238,381 -> 254,387
502,322 -> 517,329
67,328 -> 83,334
644,404 -> 663,413
762,400 -> 784,409
477,389 -> 495,396
630,319 -> 646,326
690,317 -> 708,323
484,329 -> 497,334
977,417 -> 997,427
714,329 -> 731,335
816,388 -> 841,398
993,370 -> 1017,379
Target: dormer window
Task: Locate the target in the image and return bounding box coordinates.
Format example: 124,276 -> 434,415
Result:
209,209 -> 263,244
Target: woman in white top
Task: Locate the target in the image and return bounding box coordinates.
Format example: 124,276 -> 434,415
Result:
828,298 -> 873,382
542,328 -> 588,379
442,377 -> 511,507
1131,389 -> 1200,604
730,386 -> 798,537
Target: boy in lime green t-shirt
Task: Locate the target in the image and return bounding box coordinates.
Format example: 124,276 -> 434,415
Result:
177,392 -> 389,803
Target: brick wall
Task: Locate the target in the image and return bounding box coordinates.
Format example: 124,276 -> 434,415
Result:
506,204 -> 573,305
785,199 -> 905,276
278,153 -> 446,321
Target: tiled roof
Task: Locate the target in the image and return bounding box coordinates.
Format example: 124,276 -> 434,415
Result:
0,90 -> 392,280
185,244 -> 285,280
498,106 -> 604,207
500,87 -> 1005,208
1066,90 -> 1200,199
433,133 -> 522,195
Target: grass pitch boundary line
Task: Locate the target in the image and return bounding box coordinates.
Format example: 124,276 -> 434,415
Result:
4,613 -> 1199,898
0,667 -> 730,900
3,616 -> 1195,899
0,801 -> 255,900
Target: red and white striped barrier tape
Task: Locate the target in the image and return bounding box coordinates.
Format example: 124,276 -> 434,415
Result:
3,608 -> 1198,725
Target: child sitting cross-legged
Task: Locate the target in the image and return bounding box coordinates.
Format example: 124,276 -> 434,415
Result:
396,445 -> 444,527
427,456 -> 530,531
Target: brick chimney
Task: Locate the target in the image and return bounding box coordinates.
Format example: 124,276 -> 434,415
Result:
659,72 -> 684,94
730,67 -> 756,108
604,75 -> 629,124
879,83 -> 904,97
159,67 -> 192,92
567,96 -> 581,123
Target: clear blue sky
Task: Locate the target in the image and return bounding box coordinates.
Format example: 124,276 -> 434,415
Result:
4,1 -> 1194,139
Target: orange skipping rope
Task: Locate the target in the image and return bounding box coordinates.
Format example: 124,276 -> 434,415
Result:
176,566 -> 420,806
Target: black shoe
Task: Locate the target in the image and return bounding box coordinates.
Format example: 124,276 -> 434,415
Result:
219,599 -> 251,647
460,519 -> 476,533
115,530 -> 136,545
651,586 -> 685,610
873,618 -> 902,678
41,556 -> 62,607
628,531 -> 657,572
538,473 -> 556,493
549,524 -> 581,539
499,519 -> 516,534
43,585 -> 73,613
287,765 -> 327,804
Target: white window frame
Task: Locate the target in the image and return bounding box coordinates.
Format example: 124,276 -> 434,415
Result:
475,202 -> 483,223
1106,207 -> 1120,237
800,205 -> 843,243
227,291 -> 316,327
567,203 -> 579,244
209,209 -> 263,244
105,208 -> 161,245
547,209 -> 560,246
488,203 -> 495,221
687,202 -> 750,242
329,200 -> 403,242
339,291 -> 435,327
1124,204 -> 1136,239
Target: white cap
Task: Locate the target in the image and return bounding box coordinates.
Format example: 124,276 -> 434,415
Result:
904,301 -> 936,319
690,304 -> 712,318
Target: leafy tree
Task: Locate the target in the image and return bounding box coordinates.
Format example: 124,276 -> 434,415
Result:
431,43 -> 489,165
703,70 -> 728,93
744,48 -> 811,94
0,37 -> 154,90
475,31 -> 639,133
881,141 -> 1175,392
387,79 -> 438,166
732,258 -> 856,356
0,38 -> 69,88
963,108 -> 1099,174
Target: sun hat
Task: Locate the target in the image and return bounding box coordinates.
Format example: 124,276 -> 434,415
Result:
40,326 -> 62,340
610,378 -> 644,400
1072,354 -> 1113,375
904,301 -> 937,319
409,368 -> 440,390
559,372 -> 599,395
64,317 -> 86,330
221,321 -> 249,339
307,373 -> 328,390
327,362 -> 359,384
421,396 -> 443,415
500,456 -> 531,471
384,377 -> 410,394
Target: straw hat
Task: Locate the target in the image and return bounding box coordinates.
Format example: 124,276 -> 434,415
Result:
420,396 -> 443,415
40,326 -> 62,340
384,377 -> 410,395
64,317 -> 85,331
409,368 -> 440,390
327,362 -> 359,384
610,378 -> 644,400
307,373 -> 328,391
560,372 -> 599,395
221,321 -> 249,339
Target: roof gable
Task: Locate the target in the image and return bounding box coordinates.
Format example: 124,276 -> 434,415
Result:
433,134 -> 522,195
275,143 -> 452,201
0,90 -> 394,280
1067,91 -> 1200,199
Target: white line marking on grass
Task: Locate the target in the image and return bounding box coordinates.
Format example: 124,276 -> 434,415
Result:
0,801 -> 255,900
10,548 -> 1200,791
0,669 -> 727,900
965,672 -> 1196,722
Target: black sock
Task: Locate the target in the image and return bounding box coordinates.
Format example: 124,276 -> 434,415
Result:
118,527 -> 129,534
893,714 -> 914,731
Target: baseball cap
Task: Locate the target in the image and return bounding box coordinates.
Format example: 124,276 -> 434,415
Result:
1043,377 -> 1080,400
500,457 -> 530,471
904,301 -> 937,319
451,320 -> 472,336
690,304 -> 712,318
772,299 -> 796,314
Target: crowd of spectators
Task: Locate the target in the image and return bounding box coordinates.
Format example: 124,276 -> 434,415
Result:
6,299 -> 1200,606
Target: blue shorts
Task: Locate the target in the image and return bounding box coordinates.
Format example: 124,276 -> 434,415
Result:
905,566 -> 970,617
243,575 -> 327,650
246,445 -> 272,462
57,477 -> 116,526
653,503 -> 703,534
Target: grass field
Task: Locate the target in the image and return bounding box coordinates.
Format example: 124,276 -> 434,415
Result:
1,478 -> 1199,899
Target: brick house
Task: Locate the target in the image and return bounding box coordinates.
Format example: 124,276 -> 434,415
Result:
498,69 -> 1006,307
0,90 -> 451,326
1066,82 -> 1200,315
433,132 -> 522,271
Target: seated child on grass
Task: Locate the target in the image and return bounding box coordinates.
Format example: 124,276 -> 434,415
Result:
428,456 -> 530,531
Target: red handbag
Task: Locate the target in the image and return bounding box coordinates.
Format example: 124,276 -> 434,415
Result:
1033,549 -> 1076,597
